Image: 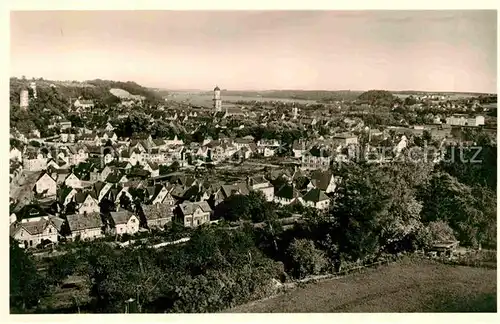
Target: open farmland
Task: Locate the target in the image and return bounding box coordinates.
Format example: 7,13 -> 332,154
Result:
166,92 -> 319,106
226,259 -> 497,313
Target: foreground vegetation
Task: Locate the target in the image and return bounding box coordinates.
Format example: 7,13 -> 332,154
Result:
227,257 -> 497,313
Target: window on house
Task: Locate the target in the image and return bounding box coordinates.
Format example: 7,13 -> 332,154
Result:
49,228 -> 52,233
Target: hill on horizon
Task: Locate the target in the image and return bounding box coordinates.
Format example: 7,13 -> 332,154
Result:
10,77 -> 163,106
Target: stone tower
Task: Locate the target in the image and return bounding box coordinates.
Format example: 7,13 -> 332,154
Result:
20,86 -> 29,109
213,86 -> 222,112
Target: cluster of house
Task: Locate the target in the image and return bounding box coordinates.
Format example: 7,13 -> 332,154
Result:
9,161 -> 338,249
11,98 -> 489,250
11,115 -> 353,250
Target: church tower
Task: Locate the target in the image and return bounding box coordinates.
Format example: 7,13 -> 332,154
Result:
213,86 -> 222,112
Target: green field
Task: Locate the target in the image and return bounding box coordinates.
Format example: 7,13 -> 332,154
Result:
226,259 -> 497,313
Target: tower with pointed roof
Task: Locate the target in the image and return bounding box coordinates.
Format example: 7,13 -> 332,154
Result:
213,86 -> 222,112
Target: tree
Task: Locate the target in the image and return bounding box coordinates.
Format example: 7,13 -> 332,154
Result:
422,130 -> 432,144
419,172 -> 495,247
46,253 -> 81,286
10,239 -> 49,312
119,193 -> 132,210
286,238 -> 327,279
214,194 -> 251,222
332,164 -> 388,261
247,191 -> 277,223
427,220 -> 456,242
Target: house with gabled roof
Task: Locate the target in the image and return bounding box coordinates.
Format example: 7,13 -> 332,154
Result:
10,147 -> 23,162
274,183 -> 303,206
144,161 -> 160,177
67,145 -> 89,166
220,183 -> 245,200
106,172 -> 128,184
109,210 -> 139,235
105,122 -> 115,132
46,158 -> 61,170
58,186 -> 78,207
129,139 -> 149,153
64,172 -> 83,189
176,201 -> 212,228
148,184 -> 172,205
165,135 -> 184,147
114,187 -> 134,206
34,172 -> 57,197
139,204 -> 173,230
99,165 -> 114,182
302,188 -> 330,210
66,212 -> 104,241
90,181 -> 113,202
73,191 -> 100,214
120,149 -> 141,166
100,131 -> 118,143
10,215 -> 65,249
247,176 -> 274,202
113,161 -> 133,171
310,170 -> 337,194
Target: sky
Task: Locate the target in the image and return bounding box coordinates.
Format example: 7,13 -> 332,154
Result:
9,10 -> 498,93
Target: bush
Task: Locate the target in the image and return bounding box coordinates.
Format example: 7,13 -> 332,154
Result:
286,238 -> 327,279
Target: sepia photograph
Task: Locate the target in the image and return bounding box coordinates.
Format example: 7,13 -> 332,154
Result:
8,7 -> 497,315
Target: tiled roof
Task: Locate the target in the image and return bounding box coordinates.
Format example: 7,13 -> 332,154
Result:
110,210 -> 134,225
67,212 -> 103,231
302,188 -> 329,203
142,204 -> 173,221
310,170 -> 333,191
178,201 -> 212,216
276,184 -> 302,200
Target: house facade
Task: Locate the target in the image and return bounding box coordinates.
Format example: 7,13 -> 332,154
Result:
177,201 -> 212,228
247,176 -> 275,202
34,173 -> 57,197
10,216 -> 63,249
67,212 -> 104,241
141,204 -> 173,229
109,211 -> 140,235
302,188 -> 330,210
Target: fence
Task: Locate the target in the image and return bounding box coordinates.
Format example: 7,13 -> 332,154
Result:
435,250 -> 497,269
278,257 -> 399,290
